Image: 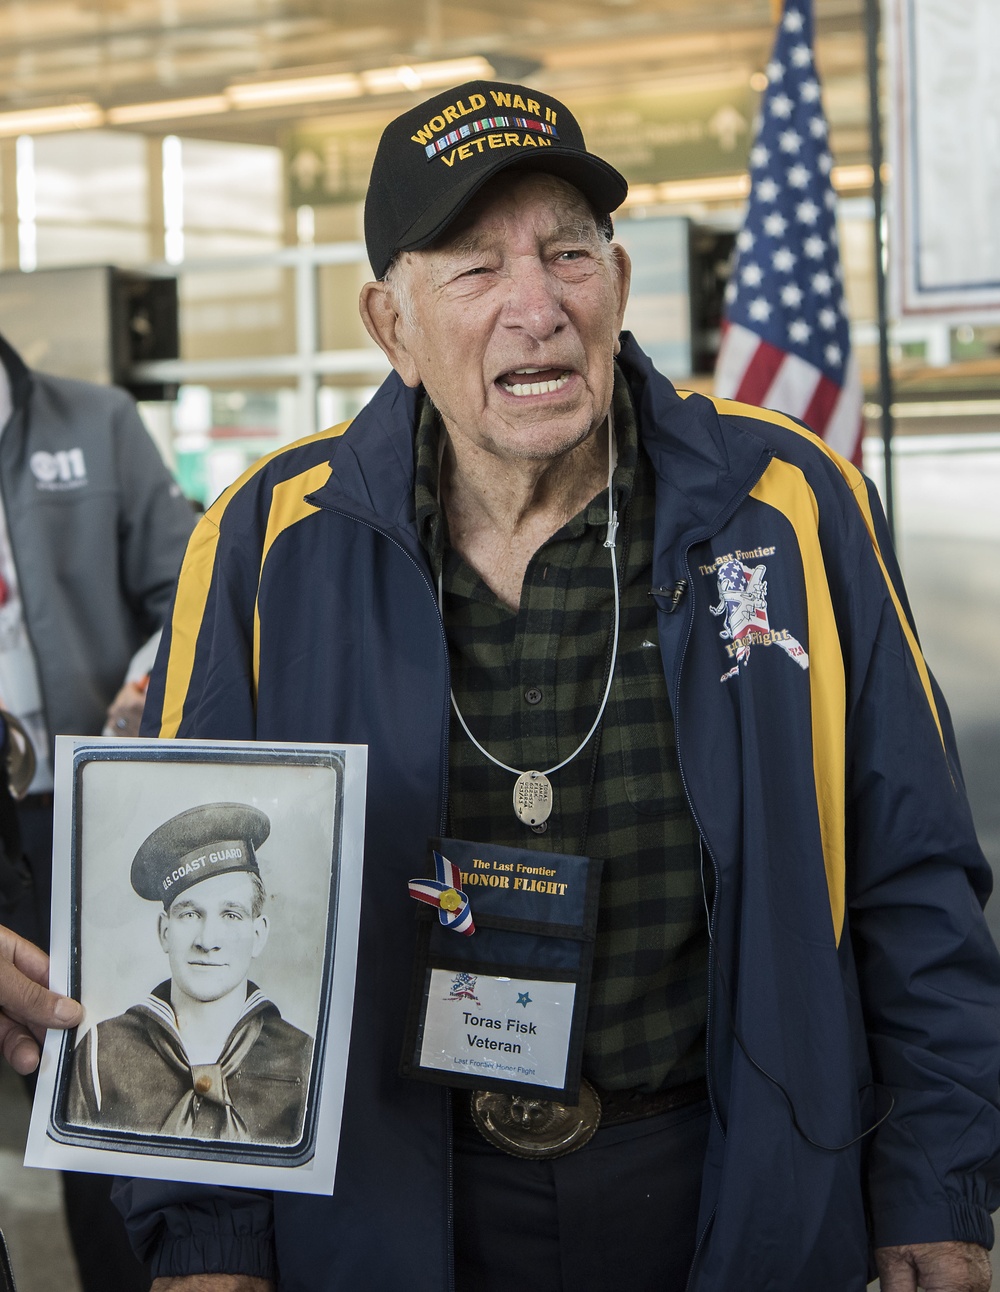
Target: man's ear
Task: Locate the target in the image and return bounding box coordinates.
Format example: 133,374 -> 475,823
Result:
359,281 -> 422,388
251,914 -> 269,959
158,911 -> 169,951
610,243 -> 632,350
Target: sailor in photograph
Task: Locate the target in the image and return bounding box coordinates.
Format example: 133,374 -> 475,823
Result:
67,802 -> 313,1143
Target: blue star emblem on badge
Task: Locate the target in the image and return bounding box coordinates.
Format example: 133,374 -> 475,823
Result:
517,992 -> 532,1008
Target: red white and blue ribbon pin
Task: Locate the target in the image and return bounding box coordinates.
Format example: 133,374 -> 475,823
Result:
408,850 -> 475,935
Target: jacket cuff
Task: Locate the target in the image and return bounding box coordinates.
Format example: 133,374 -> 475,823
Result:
151,1232 -> 278,1282
112,1178 -> 277,1280
871,1199 -> 995,1251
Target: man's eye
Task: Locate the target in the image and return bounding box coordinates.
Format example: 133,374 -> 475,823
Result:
557,249 -> 587,261
222,910 -> 244,920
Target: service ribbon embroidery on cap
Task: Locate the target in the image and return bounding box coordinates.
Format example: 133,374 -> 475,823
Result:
424,117 -> 558,160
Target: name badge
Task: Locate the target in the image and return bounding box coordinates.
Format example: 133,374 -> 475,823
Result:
402,838 -> 602,1103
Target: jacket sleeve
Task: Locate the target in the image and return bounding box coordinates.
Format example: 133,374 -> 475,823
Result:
126,484 -> 275,1278
838,474 -> 1000,1249
110,389 -> 196,639
112,1179 -> 277,1282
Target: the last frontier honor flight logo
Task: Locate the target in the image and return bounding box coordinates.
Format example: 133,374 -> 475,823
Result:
708,555 -> 809,683
447,972 -> 481,1005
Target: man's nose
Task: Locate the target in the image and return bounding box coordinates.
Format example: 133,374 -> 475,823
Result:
193,918 -> 221,950
502,259 -> 567,339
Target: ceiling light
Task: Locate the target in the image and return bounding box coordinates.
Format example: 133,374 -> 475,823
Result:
625,162 -> 880,210
228,56 -> 493,110
0,102 -> 103,137
626,175 -> 752,205
106,96 -> 229,125
227,73 -> 362,109
360,56 -> 492,94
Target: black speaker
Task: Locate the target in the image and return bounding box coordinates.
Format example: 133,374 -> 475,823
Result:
109,270 -> 179,402
689,226 -> 736,374
0,265 -> 178,401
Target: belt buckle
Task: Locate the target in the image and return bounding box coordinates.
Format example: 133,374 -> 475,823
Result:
469,1079 -> 602,1159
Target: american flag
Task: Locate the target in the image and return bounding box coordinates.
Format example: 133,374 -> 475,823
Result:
714,0 -> 864,465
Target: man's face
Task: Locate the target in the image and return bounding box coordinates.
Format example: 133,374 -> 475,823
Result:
158,871 -> 268,1005
362,172 -> 631,465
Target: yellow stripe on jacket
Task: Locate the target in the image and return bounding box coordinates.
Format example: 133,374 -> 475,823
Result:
158,422 -> 350,739
750,458 -> 847,945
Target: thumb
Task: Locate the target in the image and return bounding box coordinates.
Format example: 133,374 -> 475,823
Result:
875,1247 -> 918,1292
0,930 -> 82,1028
0,949 -> 82,1029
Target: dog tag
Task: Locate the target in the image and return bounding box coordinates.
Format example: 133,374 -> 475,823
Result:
513,771 -> 552,826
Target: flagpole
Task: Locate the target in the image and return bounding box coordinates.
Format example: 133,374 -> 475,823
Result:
864,0 -> 896,543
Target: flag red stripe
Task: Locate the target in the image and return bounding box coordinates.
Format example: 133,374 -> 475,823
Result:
733,339 -> 787,405
849,418 -> 864,468
801,372 -> 841,435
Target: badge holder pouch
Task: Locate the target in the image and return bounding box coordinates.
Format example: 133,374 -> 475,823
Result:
402,837 -> 603,1104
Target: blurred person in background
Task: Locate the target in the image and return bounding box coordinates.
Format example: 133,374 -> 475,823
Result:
0,328 -> 194,1292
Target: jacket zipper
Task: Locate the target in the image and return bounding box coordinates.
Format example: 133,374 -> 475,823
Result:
671,550 -> 724,1138
671,453 -> 773,1292
314,501 -> 455,1292
685,1204 -> 717,1292
676,557 -> 721,1292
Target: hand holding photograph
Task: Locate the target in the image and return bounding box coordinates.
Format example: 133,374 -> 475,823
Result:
25,737 -> 367,1195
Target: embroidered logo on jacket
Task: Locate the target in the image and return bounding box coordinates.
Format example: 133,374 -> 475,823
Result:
709,559 -> 809,682
30,448 -> 87,491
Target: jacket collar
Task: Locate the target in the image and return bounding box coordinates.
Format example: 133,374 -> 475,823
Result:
309,333 -> 771,557
615,333 -> 772,551
309,375 -> 423,557
0,332 -> 33,413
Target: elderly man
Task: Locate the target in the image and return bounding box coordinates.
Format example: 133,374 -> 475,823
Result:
111,81 -> 999,1291
67,803 -> 312,1143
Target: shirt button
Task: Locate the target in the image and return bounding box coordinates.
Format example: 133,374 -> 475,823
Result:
524,687 -> 543,705
194,1076 -> 212,1095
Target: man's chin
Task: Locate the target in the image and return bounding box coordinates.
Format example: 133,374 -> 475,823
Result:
482,406 -> 601,462
176,972 -> 244,1003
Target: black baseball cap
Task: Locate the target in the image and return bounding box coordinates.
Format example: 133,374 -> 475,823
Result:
364,80 -> 628,280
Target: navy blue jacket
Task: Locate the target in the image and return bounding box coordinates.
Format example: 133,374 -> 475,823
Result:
123,336 -> 1000,1291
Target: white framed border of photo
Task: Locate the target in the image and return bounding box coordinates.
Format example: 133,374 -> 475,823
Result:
26,735 -> 367,1196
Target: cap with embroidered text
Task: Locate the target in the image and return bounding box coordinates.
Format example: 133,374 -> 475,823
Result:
130,802 -> 270,908
364,80 -> 628,280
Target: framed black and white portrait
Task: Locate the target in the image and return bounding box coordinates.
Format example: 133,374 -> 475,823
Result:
26,737 -> 366,1195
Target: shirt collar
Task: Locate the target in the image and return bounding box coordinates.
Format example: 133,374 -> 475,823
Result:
414,364 -> 639,573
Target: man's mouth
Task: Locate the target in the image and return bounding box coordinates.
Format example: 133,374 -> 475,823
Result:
497,367 -> 573,397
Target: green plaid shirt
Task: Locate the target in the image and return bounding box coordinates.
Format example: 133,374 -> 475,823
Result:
415,370 -> 707,1093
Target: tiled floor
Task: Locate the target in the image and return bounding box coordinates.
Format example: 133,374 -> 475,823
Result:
0,432 -> 996,1291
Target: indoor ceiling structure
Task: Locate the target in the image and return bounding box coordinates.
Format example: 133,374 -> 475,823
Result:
0,0 -> 872,169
